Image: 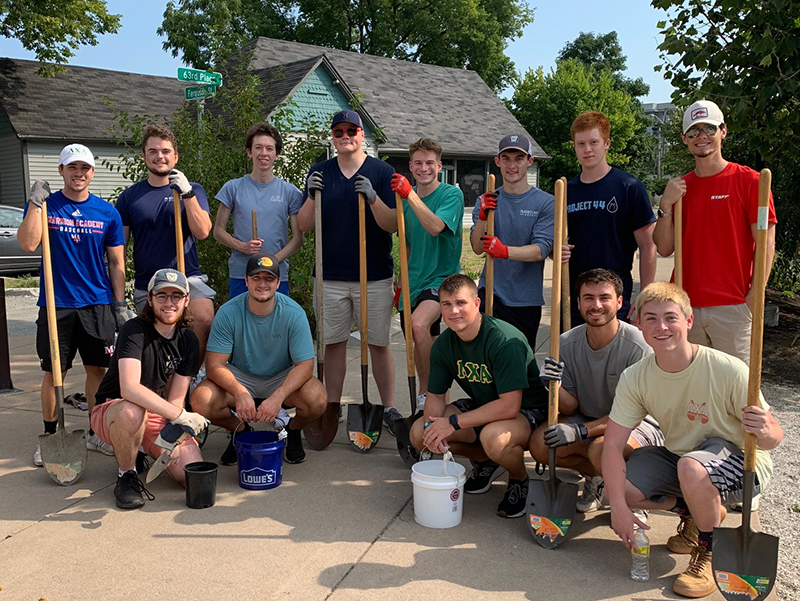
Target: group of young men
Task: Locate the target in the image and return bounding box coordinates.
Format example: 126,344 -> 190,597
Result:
20,100 -> 782,599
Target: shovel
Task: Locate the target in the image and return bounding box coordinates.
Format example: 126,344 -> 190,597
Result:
712,169 -> 778,601
527,177 -> 578,548
38,199 -> 88,486
560,186 -> 571,331
484,174 -> 496,316
304,190 -> 340,451
346,193 -> 383,452
174,190 -> 185,273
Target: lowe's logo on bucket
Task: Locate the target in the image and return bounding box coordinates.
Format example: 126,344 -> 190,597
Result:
240,467 -> 277,486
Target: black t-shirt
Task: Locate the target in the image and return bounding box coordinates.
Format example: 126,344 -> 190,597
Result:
95,317 -> 200,405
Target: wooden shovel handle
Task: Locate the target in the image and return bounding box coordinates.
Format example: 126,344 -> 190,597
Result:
40,201 -> 63,390
560,179 -> 571,331
314,191 -> 324,380
548,179 -> 566,427
358,193 -> 368,364
396,192 -> 415,378
485,174 -> 496,316
173,190 -> 185,274
251,209 -> 258,240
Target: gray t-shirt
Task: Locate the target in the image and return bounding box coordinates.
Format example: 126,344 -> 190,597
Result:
216,174 -> 303,281
560,320 -> 650,419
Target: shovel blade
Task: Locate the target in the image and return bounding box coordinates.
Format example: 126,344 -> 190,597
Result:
39,429 -> 87,486
303,402 -> 340,451
395,415 -> 420,468
527,477 -> 579,549
346,402 -> 382,453
713,526 -> 779,601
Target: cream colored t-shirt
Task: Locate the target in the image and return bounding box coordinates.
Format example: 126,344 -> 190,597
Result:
611,345 -> 772,485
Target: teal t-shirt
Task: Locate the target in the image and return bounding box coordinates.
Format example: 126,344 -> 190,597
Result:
428,315 -> 547,411
206,292 -> 314,378
401,182 -> 464,309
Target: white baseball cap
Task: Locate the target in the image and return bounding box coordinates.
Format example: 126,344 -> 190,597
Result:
58,144 -> 95,167
682,100 -> 725,134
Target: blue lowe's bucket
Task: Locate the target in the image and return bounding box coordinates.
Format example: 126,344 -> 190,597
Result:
234,430 -> 285,490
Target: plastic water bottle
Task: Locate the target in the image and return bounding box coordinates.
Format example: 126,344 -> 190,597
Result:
631,527 -> 650,581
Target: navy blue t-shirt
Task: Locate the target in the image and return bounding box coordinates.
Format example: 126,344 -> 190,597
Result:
304,156 -> 395,281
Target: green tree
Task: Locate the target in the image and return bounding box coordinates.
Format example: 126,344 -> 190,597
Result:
0,0 -> 121,75
157,0 -> 533,91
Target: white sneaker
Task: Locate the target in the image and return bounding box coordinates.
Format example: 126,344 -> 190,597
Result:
33,443 -> 43,466
633,509 -> 649,525
577,475 -> 608,513
416,394 -> 427,412
87,432 -> 114,456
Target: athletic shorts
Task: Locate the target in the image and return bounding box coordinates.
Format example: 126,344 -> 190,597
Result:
478,289 -> 542,351
90,399 -> 199,459
36,305 -> 115,372
314,278 -> 394,346
399,288 -> 442,338
229,278 -> 289,299
688,304 -> 752,365
226,364 -> 292,401
133,274 -> 217,312
452,397 -> 546,445
566,412 -> 665,447
625,437 -> 767,506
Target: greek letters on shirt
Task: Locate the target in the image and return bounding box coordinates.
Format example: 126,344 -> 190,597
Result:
568,196 -> 619,214
456,360 -> 493,384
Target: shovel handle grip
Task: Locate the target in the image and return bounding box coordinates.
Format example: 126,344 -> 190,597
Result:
485,174 -> 496,316
174,190 -> 185,274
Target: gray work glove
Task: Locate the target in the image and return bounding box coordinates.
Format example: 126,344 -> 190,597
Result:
172,409 -> 210,437
113,301 -> 136,330
168,169 -> 194,198
354,174 -> 377,205
541,356 -> 565,382
544,423 -> 585,448
28,180 -> 51,208
306,171 -> 324,194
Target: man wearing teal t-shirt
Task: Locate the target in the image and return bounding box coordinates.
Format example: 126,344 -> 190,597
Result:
391,138 -> 464,411
192,254 -> 326,465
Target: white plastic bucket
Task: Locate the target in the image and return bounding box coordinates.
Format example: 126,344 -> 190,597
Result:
411,459 -> 467,528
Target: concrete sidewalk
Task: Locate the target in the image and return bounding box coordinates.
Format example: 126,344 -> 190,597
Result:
0,256 -> 765,600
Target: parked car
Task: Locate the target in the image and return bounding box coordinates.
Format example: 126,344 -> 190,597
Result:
0,204 -> 40,275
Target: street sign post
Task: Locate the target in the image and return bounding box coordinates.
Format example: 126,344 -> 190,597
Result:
177,67 -> 222,87
184,84 -> 217,101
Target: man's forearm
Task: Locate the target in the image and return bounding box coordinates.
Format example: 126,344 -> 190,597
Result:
507,243 -> 544,262
184,196 -> 212,239
369,196 -> 398,233
407,192 -> 445,236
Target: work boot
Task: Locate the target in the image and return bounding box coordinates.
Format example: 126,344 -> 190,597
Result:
673,545 -> 715,598
667,506 -> 727,554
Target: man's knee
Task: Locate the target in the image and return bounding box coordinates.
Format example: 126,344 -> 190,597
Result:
409,417 -> 425,450
676,456 -> 709,483
191,379 -> 224,415
108,400 -> 146,430
295,377 -> 327,416
528,425 -> 549,463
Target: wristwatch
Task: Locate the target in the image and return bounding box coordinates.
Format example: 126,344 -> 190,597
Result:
449,414 -> 461,431
657,207 -> 673,218
577,423 -> 589,440
181,188 -> 196,200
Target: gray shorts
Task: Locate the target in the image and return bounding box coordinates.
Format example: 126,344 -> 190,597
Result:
626,437 -> 760,506
452,398 -> 546,444
133,274 -> 216,312
226,364 -> 292,400
567,412 -> 664,447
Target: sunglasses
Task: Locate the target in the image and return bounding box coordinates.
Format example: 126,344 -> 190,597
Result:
152,292 -> 187,304
332,127 -> 360,138
685,123 -> 720,139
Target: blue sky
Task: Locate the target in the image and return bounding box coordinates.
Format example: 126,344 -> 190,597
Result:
0,0 -> 674,104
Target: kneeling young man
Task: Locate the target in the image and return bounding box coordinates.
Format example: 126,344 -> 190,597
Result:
410,274 -> 548,518
192,254 -> 326,465
602,283 -> 782,598
91,269 -> 209,509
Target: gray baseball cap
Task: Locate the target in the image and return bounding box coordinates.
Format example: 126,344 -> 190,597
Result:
148,269 -> 190,294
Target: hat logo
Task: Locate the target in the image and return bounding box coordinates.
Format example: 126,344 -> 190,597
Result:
258,257 -> 274,267
166,272 -> 178,282
691,108 -> 709,121
510,135 -> 518,142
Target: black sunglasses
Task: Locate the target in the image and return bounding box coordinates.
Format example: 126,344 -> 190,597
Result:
332,127 -> 360,138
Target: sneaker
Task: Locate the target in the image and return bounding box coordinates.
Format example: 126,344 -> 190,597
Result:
220,423 -> 252,465
33,443 -> 43,467
416,394 -> 427,412
673,546 -> 715,598
633,509 -> 649,525
284,426 -> 306,464
135,450 -> 151,474
464,459 -> 506,494
87,432 -> 114,456
577,475 -> 607,513
114,470 -> 153,510
667,506 -> 726,555
382,407 -> 404,437
273,408 -> 292,430
497,477 -> 529,518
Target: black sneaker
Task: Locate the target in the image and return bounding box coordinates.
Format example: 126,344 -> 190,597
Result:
284,426 -> 306,464
497,477 -> 529,518
135,451 -> 151,474
220,423 -> 252,466
114,470 -> 153,510
464,459 -> 506,494
382,407 -> 404,436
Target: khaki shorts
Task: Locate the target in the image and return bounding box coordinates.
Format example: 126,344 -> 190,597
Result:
689,303 -> 751,365
314,278 -> 394,346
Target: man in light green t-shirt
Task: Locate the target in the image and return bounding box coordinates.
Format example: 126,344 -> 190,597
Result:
391,138 -> 464,411
602,282 -> 783,599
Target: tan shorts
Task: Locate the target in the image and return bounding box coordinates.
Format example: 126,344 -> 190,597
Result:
314,278 -> 394,346
688,303 -> 751,365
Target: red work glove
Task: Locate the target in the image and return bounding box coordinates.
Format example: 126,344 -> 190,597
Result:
478,192 -> 497,221
481,235 -> 509,259
391,174 -> 413,199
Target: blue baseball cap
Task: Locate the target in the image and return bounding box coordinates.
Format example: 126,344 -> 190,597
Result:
331,110 -> 363,129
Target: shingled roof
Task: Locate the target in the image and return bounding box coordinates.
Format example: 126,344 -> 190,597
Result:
0,58 -> 186,141
244,37 -> 548,159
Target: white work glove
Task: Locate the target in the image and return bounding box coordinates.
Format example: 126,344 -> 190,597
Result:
28,180 -> 51,208
113,301 -> 136,330
172,409 -> 209,437
306,171 -> 324,194
168,169 -> 194,198
544,423 -> 585,448
541,356 -> 565,382
354,175 -> 377,205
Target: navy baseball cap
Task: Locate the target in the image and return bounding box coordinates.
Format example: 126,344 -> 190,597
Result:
331,110 -> 363,128
498,134 -> 533,156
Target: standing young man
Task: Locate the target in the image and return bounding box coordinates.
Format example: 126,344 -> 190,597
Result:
470,134 -> 554,350
116,124 -> 215,361
18,144 -> 130,465
391,138 -> 464,410
297,110 -> 404,434
214,122 -> 304,299
653,100 -> 777,365
410,275 -> 548,519
91,269 -> 208,509
565,111 -> 657,324
603,283 -> 782,598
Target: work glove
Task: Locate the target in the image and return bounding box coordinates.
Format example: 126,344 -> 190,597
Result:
481,235 -> 509,259
541,356 -> 565,382
113,301 -> 136,330
354,174 -> 377,205
154,422 -> 192,450
168,169 -> 194,198
306,171 -> 324,194
172,409 -> 210,437
28,180 -> 51,208
391,174 -> 413,199
478,192 -> 497,221
544,423 -> 586,448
